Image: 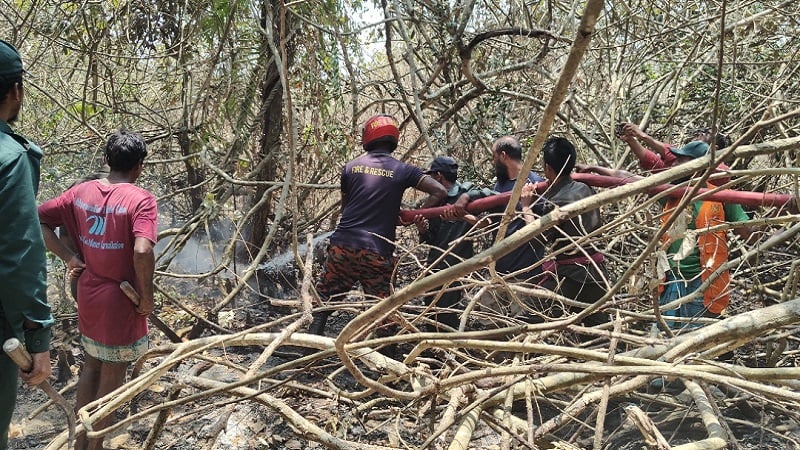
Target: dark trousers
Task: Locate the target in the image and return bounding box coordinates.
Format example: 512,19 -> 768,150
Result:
423,284 -> 463,330
0,328 -> 19,450
538,276 -> 607,327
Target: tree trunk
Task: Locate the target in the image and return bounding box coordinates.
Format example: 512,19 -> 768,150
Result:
249,0 -> 285,249
179,127 -> 204,213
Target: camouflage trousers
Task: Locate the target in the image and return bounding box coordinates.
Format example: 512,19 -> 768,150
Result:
315,245 -> 395,302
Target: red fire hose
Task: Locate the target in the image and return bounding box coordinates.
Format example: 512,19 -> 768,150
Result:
398,173 -> 795,222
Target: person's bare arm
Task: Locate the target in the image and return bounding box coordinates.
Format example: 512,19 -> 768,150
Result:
442,209 -> 481,225
618,124 -> 671,171
623,123 -> 670,156
620,132 -> 654,160
40,224 -> 85,277
439,193 -> 472,220
450,192 -> 470,217
519,183 -> 541,224
133,237 -> 155,316
417,175 -> 447,209
575,164 -> 638,179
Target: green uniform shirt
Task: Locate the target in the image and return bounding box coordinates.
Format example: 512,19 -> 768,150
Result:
0,119 -> 52,353
421,181 -> 491,269
668,200 -> 750,279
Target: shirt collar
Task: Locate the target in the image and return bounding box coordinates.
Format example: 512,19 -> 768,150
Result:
551,176 -> 572,190
447,183 -> 461,197
0,119 -> 12,134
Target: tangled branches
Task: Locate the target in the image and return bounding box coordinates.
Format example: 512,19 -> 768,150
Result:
43,298 -> 800,449
36,138 -> 800,449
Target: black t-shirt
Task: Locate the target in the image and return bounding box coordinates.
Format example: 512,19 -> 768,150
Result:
330,150 -> 424,257
533,177 -> 606,284
492,171 -> 546,281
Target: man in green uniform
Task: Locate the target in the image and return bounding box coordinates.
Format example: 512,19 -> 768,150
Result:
0,39 -> 53,450
414,156 -> 491,329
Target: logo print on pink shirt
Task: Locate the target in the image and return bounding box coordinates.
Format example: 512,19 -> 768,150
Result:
86,215 -> 107,236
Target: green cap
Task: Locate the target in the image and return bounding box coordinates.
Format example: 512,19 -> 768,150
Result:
671,141 -> 709,159
0,39 -> 23,78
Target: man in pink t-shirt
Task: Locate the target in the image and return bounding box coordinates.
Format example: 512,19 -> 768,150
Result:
39,130 -> 157,450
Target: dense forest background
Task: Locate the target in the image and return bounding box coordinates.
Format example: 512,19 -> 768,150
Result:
7,0 -> 798,271
4,0 -> 800,449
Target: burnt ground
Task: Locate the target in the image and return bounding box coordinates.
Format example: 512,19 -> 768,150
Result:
7,240 -> 800,449
9,319 -> 797,450
10,301 -> 800,449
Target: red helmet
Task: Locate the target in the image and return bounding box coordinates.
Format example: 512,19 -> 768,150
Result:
362,114 -> 400,149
